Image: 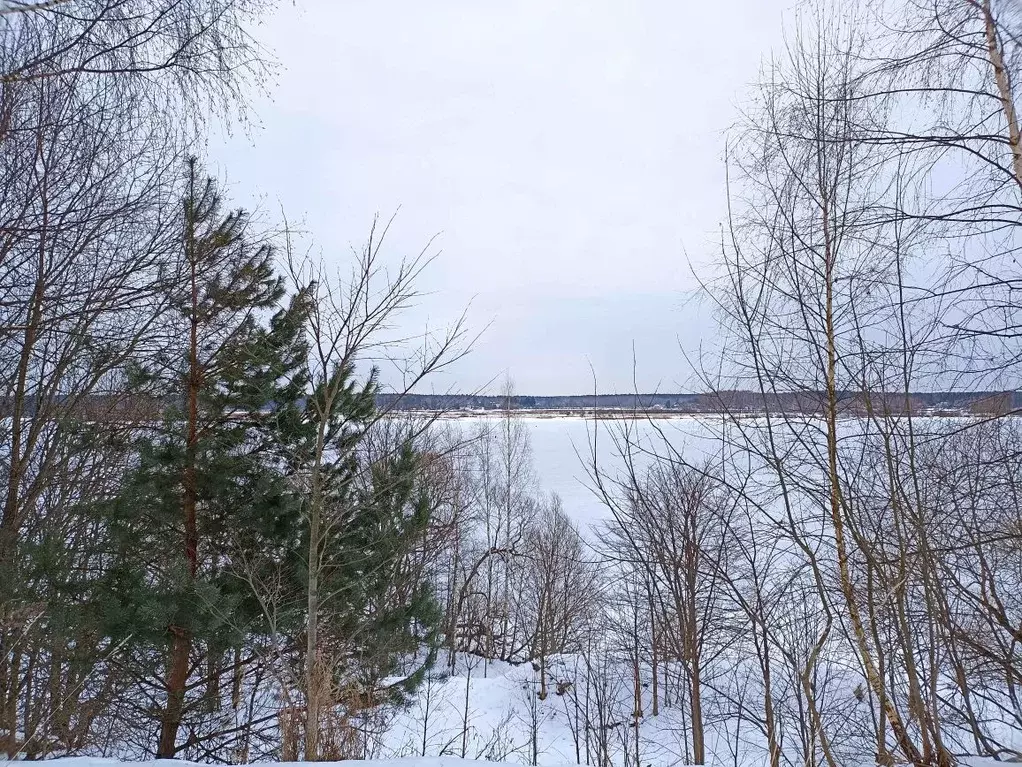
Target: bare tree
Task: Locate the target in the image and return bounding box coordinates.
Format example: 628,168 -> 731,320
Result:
596,455 -> 730,766
522,497 -> 602,700
280,219 -> 469,760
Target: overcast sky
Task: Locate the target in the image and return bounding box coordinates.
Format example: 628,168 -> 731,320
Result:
211,0 -> 795,394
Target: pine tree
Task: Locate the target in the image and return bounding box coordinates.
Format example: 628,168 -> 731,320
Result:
97,158 -> 308,759
279,316 -> 443,757
320,437 -> 443,709
288,354 -> 378,760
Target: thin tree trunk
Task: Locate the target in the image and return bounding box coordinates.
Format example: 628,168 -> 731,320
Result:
761,632 -> 781,767
689,647 -> 704,764
980,0 -> 1022,189
460,665 -> 471,759
649,598 -> 659,717
2,650 -> 21,758
820,198 -> 923,766
684,538 -> 705,766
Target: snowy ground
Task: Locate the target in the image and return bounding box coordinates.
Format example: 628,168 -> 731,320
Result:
32,752 -> 1005,767
33,759 -> 557,767
381,655 -> 712,767
376,653 -> 871,767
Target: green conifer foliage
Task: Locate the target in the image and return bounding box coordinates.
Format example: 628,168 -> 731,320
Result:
97,158 -> 308,759
95,162 -> 445,759
279,306 -> 443,757
319,437 -> 443,710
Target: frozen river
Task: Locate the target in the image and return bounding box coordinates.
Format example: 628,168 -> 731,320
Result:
436,412 -> 983,535
437,414 -> 726,533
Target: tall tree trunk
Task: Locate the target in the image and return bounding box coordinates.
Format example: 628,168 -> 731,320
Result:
304,422 -> 326,761
820,198 -> 923,765
158,199 -> 200,759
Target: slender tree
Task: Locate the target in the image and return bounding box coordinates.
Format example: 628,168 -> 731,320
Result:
98,157 -> 306,759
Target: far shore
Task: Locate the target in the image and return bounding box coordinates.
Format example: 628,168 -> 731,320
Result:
390,408 -> 992,420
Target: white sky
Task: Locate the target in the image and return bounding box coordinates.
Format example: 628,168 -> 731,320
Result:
211,0 -> 796,394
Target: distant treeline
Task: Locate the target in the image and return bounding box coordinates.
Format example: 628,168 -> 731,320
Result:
378,390 -> 1022,415
3,390 -> 1019,422
376,392 -> 702,411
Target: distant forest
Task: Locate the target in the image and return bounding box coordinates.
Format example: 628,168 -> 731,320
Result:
378,390 -> 1022,415
2,390 -> 1018,422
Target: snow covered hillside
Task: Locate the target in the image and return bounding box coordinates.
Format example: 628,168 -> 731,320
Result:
380,656 -> 712,767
